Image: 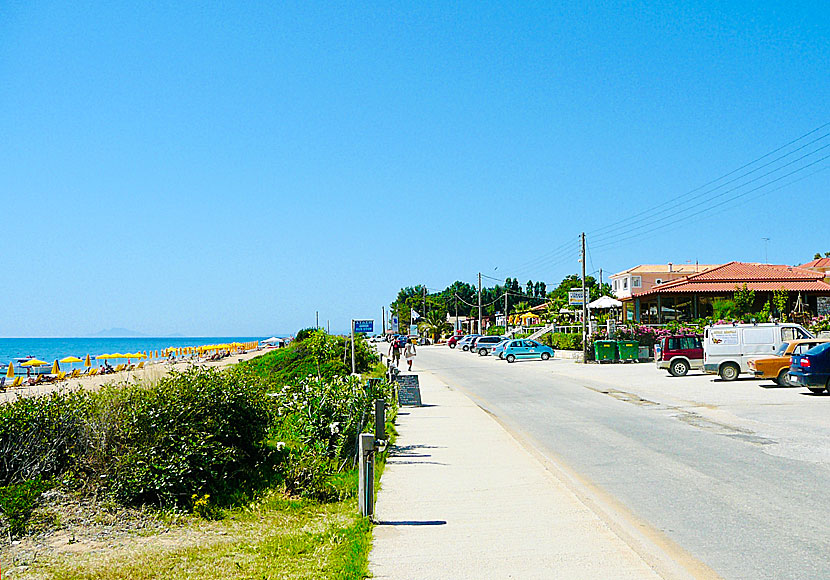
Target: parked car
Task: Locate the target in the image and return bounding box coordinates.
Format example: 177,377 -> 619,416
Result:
656,334 -> 703,376
501,339 -> 554,363
747,339 -> 830,386
456,334 -> 481,352
788,342 -> 830,393
475,336 -> 508,356
492,339 -> 510,359
447,334 -> 464,349
703,323 -> 813,381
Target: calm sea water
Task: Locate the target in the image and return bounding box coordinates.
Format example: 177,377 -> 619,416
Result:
0,337 -> 268,371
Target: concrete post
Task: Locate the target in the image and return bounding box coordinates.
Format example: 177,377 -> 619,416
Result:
358,433 -> 375,517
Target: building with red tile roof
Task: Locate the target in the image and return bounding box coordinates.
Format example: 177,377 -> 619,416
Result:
620,261 -> 830,324
799,257 -> 830,282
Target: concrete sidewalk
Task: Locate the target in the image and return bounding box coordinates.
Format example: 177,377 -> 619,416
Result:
370,368 -> 671,580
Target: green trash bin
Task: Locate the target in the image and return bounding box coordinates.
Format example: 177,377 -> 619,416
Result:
617,340 -> 639,362
594,340 -> 618,363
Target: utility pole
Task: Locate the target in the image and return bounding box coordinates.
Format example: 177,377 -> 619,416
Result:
581,233 -> 588,363
327,320 -> 330,334
504,287 -> 509,334
478,273 -> 483,334
599,268 -> 603,289
454,293 -> 458,333
762,237 -> 770,264
382,306 -> 386,334
316,311 -> 319,330
423,286 -> 427,318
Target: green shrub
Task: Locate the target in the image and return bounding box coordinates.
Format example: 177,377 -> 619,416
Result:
541,332 -> 582,350
0,391 -> 90,486
101,366 -> 272,507
0,476 -> 51,537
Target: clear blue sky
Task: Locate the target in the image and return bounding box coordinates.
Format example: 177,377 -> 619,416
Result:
1,1 -> 827,336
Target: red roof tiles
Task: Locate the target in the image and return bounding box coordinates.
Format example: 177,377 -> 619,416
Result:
632,261 -> 830,298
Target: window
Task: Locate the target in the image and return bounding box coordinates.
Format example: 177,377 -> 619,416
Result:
623,279 -> 628,290
782,327 -> 810,341
632,276 -> 642,288
614,280 -> 619,290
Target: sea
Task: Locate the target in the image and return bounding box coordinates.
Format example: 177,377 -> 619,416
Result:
1,337 -> 268,372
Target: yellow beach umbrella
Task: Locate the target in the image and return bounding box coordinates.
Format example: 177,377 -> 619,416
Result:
84,354 -> 92,367
51,360 -> 60,374
6,362 -> 13,378
60,356 -> 83,364
21,359 -> 47,367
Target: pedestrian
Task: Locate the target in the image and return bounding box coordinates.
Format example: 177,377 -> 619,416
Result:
389,338 -> 402,367
404,340 -> 417,371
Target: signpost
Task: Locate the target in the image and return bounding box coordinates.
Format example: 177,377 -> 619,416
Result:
391,315 -> 399,333
409,324 -> 419,336
351,319 -> 374,374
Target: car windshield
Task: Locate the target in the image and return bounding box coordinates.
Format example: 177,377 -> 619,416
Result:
775,343 -> 790,356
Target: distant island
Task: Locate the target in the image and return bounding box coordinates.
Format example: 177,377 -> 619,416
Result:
89,328 -> 148,337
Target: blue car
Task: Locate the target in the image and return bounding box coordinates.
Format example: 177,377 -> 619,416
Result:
501,339 -> 554,363
789,342 -> 830,393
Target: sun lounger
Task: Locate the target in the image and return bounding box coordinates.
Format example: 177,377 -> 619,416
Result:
88,368 -> 98,376
68,369 -> 80,379
10,376 -> 22,388
114,364 -> 125,372
136,361 -> 145,370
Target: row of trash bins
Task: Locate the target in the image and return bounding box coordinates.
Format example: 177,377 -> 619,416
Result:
594,339 -> 640,363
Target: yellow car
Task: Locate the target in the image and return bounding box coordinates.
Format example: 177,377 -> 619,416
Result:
748,339 -> 830,386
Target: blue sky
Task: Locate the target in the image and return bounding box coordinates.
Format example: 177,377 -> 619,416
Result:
1,1 -> 827,336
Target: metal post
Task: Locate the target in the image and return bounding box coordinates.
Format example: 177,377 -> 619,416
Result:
374,399 -> 386,441
382,306 -> 386,335
358,433 -> 375,517
316,311 -> 319,329
350,320 -> 356,375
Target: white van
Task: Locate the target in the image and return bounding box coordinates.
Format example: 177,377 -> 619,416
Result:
703,323 -> 813,381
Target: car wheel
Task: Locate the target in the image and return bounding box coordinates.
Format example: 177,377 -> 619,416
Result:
478,348 -> 487,356
807,387 -> 826,394
541,352 -> 550,361
461,345 -> 468,351
506,354 -> 516,363
669,359 -> 689,377
449,343 -> 456,349
719,363 -> 740,381
775,369 -> 791,387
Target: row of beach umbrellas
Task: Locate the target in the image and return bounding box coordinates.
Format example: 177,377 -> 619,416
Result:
5,341 -> 261,378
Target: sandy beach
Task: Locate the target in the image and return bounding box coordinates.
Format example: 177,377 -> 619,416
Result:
0,347 -> 273,404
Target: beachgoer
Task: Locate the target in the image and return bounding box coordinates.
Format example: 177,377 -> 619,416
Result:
404,340 -> 417,371
388,339 -> 402,367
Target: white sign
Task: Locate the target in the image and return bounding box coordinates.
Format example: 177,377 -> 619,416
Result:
568,290 -> 586,305
409,324 -> 419,336
710,328 -> 739,346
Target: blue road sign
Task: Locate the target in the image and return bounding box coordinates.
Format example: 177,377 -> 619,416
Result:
353,320 -> 374,333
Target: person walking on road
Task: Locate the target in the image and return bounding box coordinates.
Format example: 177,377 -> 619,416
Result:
404,340 -> 417,371
389,339 -> 402,367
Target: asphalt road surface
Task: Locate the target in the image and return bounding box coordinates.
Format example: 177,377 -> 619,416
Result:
412,345 -> 830,580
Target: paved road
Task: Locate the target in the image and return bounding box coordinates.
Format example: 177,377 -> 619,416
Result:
412,345 -> 830,580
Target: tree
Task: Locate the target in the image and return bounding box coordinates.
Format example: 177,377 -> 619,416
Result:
419,311 -> 452,342
734,283 -> 756,316
772,289 -> 788,322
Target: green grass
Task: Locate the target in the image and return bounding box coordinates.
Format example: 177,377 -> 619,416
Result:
40,489 -> 371,580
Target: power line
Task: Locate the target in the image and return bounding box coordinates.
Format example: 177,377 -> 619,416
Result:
591,142 -> 830,245
591,158 -> 830,250
589,121 -> 830,237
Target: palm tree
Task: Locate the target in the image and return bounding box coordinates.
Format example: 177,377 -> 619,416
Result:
419,311 -> 452,342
